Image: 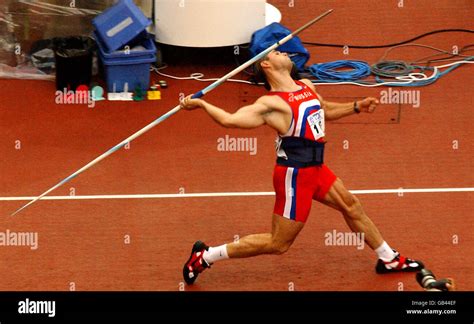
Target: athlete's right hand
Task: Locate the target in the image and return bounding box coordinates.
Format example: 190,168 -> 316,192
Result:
180,95 -> 204,110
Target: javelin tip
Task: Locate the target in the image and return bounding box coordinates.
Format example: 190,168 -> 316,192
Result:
291,9 -> 334,37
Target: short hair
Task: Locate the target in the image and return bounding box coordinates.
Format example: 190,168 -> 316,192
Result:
252,56 -> 300,91
252,57 -> 271,90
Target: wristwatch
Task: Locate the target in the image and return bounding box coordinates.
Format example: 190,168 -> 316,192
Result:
354,101 -> 361,114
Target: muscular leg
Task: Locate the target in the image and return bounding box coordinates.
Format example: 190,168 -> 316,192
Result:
315,177 -> 424,273
318,178 -> 383,250
226,213 -> 304,258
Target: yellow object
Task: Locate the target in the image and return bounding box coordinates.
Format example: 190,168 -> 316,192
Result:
147,90 -> 161,100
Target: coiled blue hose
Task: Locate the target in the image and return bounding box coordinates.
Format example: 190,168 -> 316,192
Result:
308,60 -> 371,82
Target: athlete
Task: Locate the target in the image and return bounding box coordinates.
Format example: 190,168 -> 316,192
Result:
179,50 -> 424,285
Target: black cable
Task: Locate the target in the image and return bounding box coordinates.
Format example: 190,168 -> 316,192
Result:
371,61 -> 417,78
414,46 -> 474,65
302,29 -> 474,48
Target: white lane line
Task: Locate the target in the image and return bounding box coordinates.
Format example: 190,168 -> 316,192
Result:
0,187 -> 473,201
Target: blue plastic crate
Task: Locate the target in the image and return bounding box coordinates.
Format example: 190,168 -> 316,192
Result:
93,0 -> 151,52
94,31 -> 156,60
100,54 -> 156,93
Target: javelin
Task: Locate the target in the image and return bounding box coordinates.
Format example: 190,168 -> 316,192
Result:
11,9 -> 334,216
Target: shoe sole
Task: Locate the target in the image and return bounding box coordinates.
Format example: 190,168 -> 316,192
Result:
376,260 -> 425,274
182,240 -> 207,285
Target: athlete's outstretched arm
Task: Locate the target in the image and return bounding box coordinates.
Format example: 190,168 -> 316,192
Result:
299,78 -> 379,121
322,98 -> 379,121
180,96 -> 271,129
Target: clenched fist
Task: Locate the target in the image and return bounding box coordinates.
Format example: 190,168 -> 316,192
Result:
357,97 -> 379,113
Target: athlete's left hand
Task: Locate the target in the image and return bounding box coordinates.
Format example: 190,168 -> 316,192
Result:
357,97 -> 379,113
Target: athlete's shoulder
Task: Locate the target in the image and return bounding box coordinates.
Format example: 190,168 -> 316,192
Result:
256,94 -> 282,104
299,78 -> 323,101
299,78 -> 316,91
255,94 -> 289,112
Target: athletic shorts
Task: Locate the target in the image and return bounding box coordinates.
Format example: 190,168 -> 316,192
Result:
273,164 -> 337,223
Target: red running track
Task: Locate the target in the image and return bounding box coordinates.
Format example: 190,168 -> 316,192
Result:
0,0 -> 472,291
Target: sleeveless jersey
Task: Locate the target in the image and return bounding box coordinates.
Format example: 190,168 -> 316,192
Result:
271,80 -> 325,160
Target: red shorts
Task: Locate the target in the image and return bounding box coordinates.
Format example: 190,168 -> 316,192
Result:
273,164 -> 337,223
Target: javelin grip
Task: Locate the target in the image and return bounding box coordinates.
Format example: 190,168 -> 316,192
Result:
191,91 -> 204,99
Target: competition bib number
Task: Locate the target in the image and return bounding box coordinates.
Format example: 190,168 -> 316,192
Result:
307,109 -> 325,140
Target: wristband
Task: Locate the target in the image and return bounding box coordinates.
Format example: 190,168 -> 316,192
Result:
354,101 -> 361,114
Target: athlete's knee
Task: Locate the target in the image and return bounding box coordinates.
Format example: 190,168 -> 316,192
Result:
273,243 -> 291,255
269,240 -> 292,255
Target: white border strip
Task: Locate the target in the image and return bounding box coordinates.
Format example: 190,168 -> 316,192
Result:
0,187 -> 473,201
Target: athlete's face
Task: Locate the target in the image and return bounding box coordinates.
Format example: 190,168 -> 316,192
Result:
266,50 -> 293,71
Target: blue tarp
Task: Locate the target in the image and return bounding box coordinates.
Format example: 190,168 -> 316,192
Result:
249,22 -> 309,71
